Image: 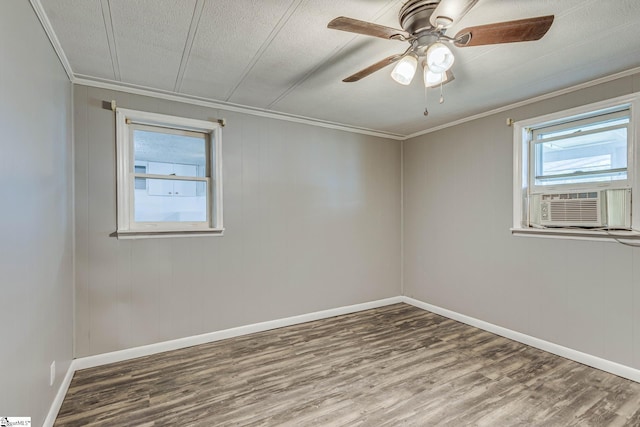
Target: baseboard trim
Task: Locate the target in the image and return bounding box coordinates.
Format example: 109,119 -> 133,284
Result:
43,362 -> 75,427
73,296 -> 403,371
401,296 -> 640,383
43,296 -> 401,424
45,294 -> 639,425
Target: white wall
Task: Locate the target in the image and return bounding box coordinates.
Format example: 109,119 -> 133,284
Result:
73,85 -> 401,357
0,1 -> 73,424
403,73 -> 640,370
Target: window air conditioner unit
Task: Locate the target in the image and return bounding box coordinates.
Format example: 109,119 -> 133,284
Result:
529,189 -> 631,229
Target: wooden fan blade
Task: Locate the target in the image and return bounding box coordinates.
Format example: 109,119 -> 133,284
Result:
454,15 -> 554,47
343,54 -> 403,82
328,16 -> 411,41
430,0 -> 479,28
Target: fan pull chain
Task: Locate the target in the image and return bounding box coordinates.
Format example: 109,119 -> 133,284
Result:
423,85 -> 429,117
439,75 -> 445,104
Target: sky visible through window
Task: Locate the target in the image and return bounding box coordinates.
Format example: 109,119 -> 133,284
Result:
534,117 -> 628,186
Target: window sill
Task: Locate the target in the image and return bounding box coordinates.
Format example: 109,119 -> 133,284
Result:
114,228 -> 224,240
511,227 -> 640,242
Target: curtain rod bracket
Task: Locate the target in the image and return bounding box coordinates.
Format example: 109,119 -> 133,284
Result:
506,118 -> 515,127
218,118 -> 226,127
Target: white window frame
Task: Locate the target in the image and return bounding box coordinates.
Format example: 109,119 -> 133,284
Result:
115,108 -> 223,239
530,109 -> 630,191
512,93 -> 640,239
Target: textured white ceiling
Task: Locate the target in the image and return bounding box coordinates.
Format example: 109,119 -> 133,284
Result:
39,0 -> 640,138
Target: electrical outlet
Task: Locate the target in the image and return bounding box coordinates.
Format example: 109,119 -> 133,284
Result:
50,361 -> 56,386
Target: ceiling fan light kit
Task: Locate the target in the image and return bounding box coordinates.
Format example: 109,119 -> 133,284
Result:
327,0 -> 554,114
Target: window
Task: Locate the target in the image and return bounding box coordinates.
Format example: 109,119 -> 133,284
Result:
531,109 -> 629,190
513,93 -> 640,237
115,108 -> 223,238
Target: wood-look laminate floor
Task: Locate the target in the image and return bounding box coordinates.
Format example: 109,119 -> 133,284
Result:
55,304 -> 640,426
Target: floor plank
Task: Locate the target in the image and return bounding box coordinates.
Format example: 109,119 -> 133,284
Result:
54,304 -> 640,426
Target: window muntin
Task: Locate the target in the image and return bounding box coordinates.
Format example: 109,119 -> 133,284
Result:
116,108 -> 223,237
530,109 -> 630,189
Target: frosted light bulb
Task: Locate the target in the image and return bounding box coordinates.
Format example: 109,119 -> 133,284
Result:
391,54 -> 418,85
426,42 -> 455,73
424,68 -> 445,88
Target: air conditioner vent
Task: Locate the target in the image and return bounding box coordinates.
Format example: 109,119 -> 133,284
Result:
549,199 -> 598,223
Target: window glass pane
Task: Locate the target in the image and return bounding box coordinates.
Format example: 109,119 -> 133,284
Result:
534,125 -> 627,186
134,179 -> 207,222
133,129 -> 206,177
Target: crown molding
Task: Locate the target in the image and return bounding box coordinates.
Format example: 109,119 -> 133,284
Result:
406,66 -> 640,140
27,0 -> 640,143
72,76 -> 406,141
74,66 -> 640,143
29,0 -> 74,80
29,0 -> 403,141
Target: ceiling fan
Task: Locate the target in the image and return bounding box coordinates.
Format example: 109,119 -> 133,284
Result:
327,0 -> 554,110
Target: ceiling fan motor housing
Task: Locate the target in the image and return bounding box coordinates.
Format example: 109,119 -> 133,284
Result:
399,0 -> 440,34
